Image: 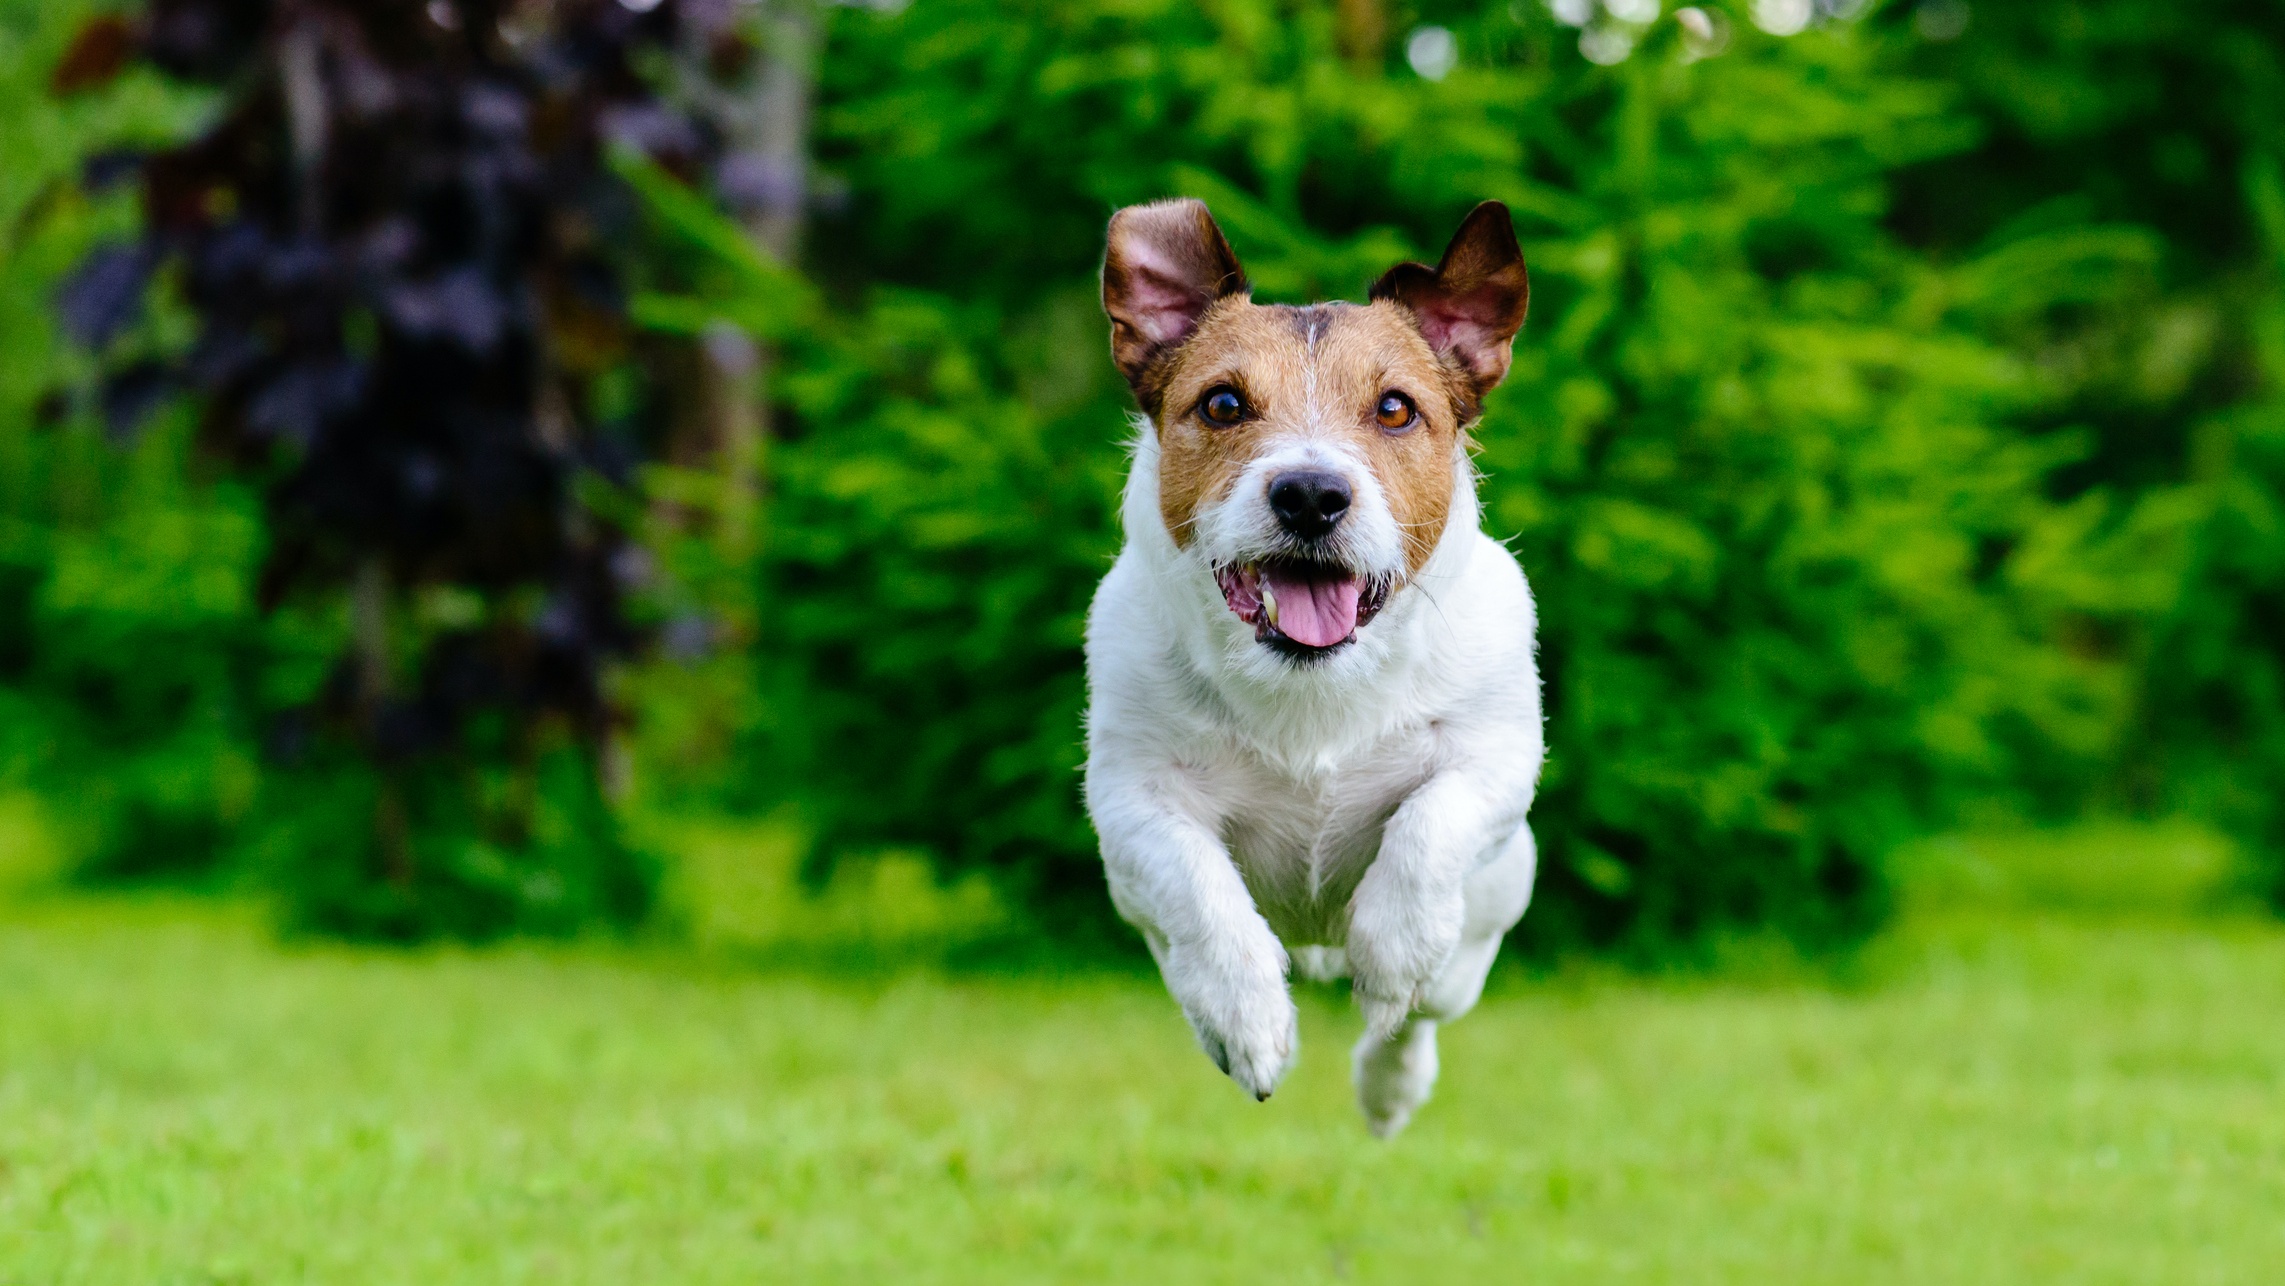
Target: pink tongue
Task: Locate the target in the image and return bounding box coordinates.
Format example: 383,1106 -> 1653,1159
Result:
1266,570 -> 1362,648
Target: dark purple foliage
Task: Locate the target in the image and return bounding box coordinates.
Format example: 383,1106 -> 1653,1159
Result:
75,0 -> 702,749
53,0 -> 746,932
55,243 -> 158,348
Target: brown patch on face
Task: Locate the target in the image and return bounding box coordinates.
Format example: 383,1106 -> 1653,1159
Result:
1150,299 -> 1473,575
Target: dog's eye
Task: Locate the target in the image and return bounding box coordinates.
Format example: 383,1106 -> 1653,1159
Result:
1199,387 -> 1247,426
1375,392 -> 1418,431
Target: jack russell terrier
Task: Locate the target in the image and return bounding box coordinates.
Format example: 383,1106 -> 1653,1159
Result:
1085,199 -> 1543,1136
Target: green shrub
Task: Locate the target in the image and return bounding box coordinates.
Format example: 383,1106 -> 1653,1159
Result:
635,1 -> 2127,955
0,0 -> 274,883
18,0 -> 2282,952
1889,2 -> 2285,897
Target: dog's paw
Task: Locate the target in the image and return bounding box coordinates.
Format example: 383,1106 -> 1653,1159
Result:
1165,934 -> 1298,1100
1354,1019 -> 1440,1138
1346,880 -> 1465,1042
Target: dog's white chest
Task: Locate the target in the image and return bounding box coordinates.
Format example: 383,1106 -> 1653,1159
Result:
1203,729 -> 1439,946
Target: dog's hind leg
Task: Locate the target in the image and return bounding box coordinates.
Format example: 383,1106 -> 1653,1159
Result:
1353,825 -> 1536,1137
1354,1014 -> 1439,1139
1419,825 -> 1536,1020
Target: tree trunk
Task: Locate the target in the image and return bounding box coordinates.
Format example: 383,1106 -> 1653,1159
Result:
351,554 -> 411,886
675,0 -> 819,552
288,15 -> 413,881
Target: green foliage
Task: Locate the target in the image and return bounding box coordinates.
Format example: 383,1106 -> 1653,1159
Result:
12,0 -> 2285,952
245,748 -> 657,942
630,164 -> 1128,911
0,0 -> 275,883
646,0 -> 2128,953
751,287 -> 1124,914
1462,41 -> 2080,950
1893,3 -> 2285,896
0,417 -> 285,880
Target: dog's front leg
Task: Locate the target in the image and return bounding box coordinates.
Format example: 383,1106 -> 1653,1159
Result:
1348,763 -> 1531,1041
1090,766 -> 1297,1099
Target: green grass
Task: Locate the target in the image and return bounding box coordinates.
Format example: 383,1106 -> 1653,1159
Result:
5,824 -> 2285,1283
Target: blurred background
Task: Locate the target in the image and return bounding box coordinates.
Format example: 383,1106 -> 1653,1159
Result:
4,0 -> 2284,1279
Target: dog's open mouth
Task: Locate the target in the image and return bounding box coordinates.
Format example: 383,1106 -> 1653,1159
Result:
1216,559 -> 1394,654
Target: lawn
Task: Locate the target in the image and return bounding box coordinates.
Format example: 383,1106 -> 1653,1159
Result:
4,822 -> 2285,1283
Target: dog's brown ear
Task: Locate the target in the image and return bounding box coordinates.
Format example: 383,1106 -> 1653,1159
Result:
1103,199 -> 1249,398
1370,202 -> 1530,398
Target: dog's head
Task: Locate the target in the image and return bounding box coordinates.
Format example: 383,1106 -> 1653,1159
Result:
1102,199 -> 1528,661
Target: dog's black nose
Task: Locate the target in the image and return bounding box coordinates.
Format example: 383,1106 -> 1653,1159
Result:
1268,471 -> 1353,541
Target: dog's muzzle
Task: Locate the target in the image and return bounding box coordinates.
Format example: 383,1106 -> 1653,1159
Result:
1216,558 -> 1393,655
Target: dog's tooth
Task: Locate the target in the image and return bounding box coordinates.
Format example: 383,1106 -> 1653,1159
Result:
1261,583 -> 1279,628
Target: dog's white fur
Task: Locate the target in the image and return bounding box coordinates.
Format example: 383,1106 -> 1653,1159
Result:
1084,388 -> 1544,1135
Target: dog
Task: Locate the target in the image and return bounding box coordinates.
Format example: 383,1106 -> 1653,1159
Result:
1084,198 -> 1543,1136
